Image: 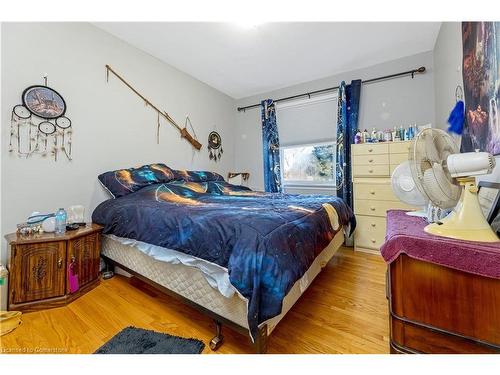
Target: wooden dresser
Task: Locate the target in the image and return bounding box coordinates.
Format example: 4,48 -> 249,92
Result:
5,224 -> 102,312
351,141 -> 415,254
382,210 -> 500,353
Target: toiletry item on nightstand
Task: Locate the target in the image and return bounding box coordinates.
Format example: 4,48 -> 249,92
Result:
55,208 -> 67,234
67,205 -> 85,225
371,128 -> 377,142
42,216 -> 56,232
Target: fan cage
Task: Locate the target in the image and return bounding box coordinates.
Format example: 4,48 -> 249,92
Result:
408,128 -> 461,209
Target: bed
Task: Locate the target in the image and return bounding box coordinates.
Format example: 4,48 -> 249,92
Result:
92,164 -> 355,353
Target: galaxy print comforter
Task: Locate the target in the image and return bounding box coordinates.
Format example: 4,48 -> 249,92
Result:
92,180 -> 355,340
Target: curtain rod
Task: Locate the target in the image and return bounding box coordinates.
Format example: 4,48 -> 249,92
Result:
236,66 -> 426,112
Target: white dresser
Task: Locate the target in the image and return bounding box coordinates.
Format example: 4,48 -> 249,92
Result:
351,141 -> 415,254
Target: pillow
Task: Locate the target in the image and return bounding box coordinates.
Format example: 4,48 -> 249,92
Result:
98,163 -> 176,198
174,169 -> 225,183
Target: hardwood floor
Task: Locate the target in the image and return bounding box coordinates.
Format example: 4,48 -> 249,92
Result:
0,247 -> 389,354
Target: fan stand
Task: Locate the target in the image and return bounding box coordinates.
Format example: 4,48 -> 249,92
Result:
424,177 -> 499,242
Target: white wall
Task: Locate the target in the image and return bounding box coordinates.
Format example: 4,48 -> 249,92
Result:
433,23 -> 464,130
1,23 -> 236,266
235,51 -> 435,190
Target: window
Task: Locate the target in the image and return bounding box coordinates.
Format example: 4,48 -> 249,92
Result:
275,92 -> 337,191
281,142 -> 335,186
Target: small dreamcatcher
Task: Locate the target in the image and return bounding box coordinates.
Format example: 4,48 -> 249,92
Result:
9,76 -> 73,161
208,130 -> 223,161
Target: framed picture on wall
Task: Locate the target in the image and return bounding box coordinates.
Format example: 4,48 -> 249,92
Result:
478,181 -> 500,223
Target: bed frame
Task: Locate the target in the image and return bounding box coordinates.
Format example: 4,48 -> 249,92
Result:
100,231 -> 344,354
101,254 -> 269,353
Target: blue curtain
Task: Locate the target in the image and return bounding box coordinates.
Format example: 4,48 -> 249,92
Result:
336,80 -> 361,208
261,99 -> 282,193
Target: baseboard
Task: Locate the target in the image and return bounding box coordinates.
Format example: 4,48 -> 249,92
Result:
354,247 -> 381,256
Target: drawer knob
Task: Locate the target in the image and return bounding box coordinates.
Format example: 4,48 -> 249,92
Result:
57,258 -> 63,269
368,159 -> 374,163
370,207 -> 376,211
370,190 -> 375,195
371,223 -> 376,227
371,239 -> 376,243
368,169 -> 373,173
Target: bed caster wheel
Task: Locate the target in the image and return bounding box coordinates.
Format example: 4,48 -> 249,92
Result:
209,335 -> 224,351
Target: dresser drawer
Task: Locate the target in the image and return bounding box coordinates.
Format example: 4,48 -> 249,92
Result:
389,141 -> 412,154
352,164 -> 389,177
352,143 -> 389,156
354,183 -> 398,201
355,199 -> 414,217
353,153 -> 389,165
389,152 -> 408,165
354,215 -> 386,250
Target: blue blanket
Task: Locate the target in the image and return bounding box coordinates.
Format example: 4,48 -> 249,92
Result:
92,180 -> 355,340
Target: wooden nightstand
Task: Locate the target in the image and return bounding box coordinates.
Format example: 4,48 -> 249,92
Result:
5,224 -> 103,312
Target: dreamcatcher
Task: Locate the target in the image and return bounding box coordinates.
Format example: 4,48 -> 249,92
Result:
9,77 -> 73,161
208,130 -> 223,161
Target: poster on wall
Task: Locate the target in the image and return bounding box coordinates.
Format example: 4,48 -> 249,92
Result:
461,22 -> 500,156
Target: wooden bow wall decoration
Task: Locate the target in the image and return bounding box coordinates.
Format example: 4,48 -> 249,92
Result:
105,65 -> 202,150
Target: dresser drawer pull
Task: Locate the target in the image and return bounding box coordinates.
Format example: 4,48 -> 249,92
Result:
370,190 -> 375,195
371,223 -> 376,227
370,207 -> 376,211
371,239 -> 376,243
368,148 -> 373,152
368,169 -> 373,173
368,159 -> 374,163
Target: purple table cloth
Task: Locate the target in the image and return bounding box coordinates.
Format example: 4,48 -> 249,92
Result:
380,210 -> 500,279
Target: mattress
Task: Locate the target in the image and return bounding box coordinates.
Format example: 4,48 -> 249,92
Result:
101,230 -> 344,335
105,234 -> 235,298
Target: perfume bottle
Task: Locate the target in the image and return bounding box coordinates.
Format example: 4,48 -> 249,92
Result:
362,129 -> 369,143
354,130 -> 362,144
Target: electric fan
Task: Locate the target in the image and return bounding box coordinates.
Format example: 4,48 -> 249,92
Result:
408,128 -> 498,242
391,161 -> 428,217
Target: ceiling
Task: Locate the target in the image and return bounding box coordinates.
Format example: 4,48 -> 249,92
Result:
95,22 -> 441,99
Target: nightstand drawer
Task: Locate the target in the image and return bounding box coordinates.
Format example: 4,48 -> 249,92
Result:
353,153 -> 389,165
354,183 -> 398,201
355,199 -> 414,217
352,143 -> 389,156
352,164 -> 389,177
354,215 -> 386,250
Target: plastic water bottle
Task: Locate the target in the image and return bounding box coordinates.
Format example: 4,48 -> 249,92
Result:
55,208 -> 67,234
